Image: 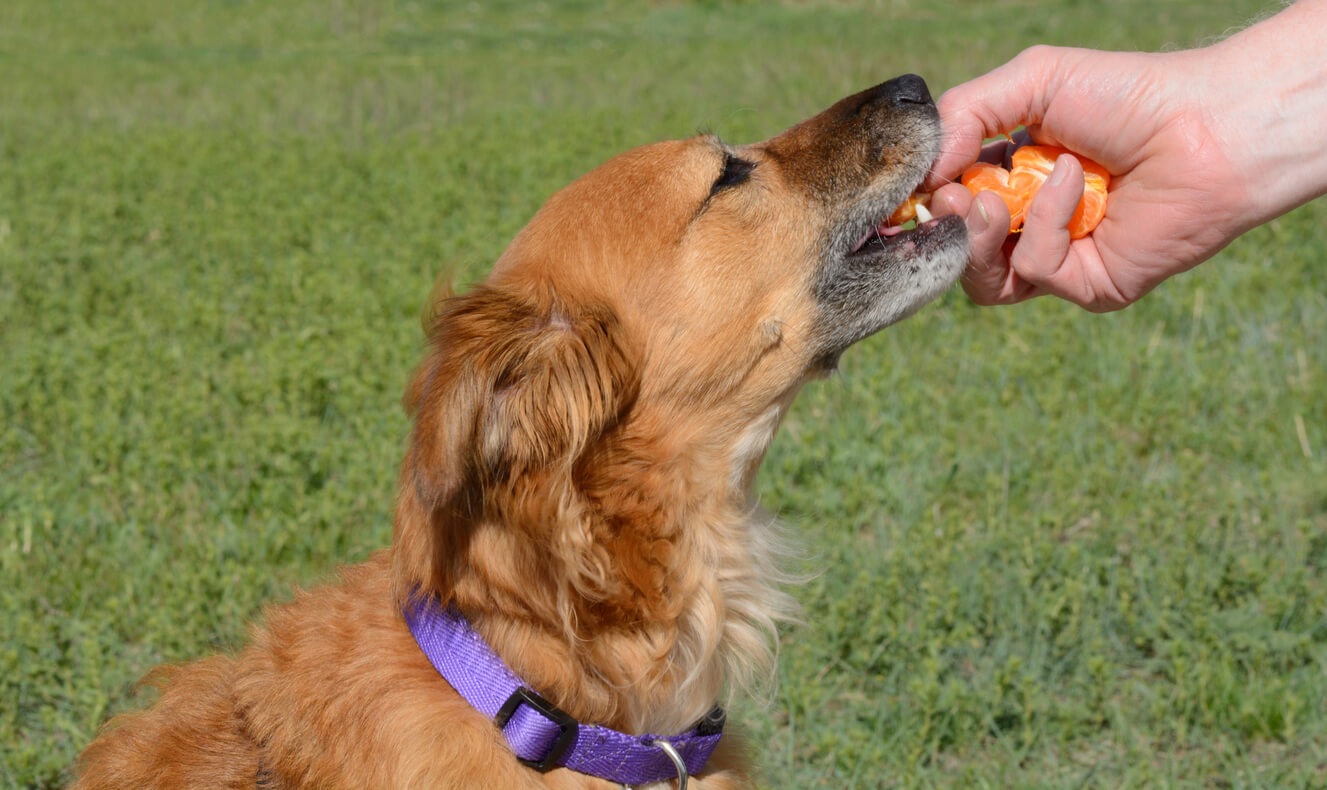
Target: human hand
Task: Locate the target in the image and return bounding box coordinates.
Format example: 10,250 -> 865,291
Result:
924,46 -> 1252,312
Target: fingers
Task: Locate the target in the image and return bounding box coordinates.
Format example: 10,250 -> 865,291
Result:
963,191 -> 1025,305
932,184 -> 1036,305
922,45 -> 1065,192
932,181 -> 1009,248
935,152 -> 1128,310
1007,154 -> 1126,310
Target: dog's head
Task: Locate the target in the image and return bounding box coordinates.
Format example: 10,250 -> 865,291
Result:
395,75 -> 965,620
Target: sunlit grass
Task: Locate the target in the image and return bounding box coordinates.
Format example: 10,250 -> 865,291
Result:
3,1 -> 1323,787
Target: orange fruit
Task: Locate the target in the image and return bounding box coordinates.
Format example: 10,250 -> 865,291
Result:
887,193 -> 930,226
1011,146 -> 1110,238
962,146 -> 1110,239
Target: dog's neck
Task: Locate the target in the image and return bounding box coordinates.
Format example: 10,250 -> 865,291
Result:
391,403 -> 797,735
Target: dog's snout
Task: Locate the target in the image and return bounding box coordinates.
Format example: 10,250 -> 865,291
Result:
843,74 -> 933,118
761,73 -> 942,201
881,73 -> 932,107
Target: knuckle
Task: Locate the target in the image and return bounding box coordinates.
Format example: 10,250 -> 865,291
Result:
1036,43 -> 1067,62
1028,188 -> 1077,226
1016,44 -> 1058,65
961,280 -> 999,306
1028,199 -> 1064,225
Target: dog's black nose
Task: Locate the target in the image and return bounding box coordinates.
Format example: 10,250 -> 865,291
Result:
839,74 -> 936,120
883,73 -> 933,107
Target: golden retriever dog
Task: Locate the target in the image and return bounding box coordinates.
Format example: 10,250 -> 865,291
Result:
72,74 -> 966,789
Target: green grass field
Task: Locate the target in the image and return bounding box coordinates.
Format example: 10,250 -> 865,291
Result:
3,1 -> 1325,787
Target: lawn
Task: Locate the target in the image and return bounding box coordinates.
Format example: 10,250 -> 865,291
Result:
3,1 -> 1324,787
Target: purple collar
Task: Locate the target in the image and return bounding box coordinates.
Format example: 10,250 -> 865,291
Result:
403,595 -> 725,785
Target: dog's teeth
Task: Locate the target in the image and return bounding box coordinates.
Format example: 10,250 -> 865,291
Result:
914,202 -> 933,224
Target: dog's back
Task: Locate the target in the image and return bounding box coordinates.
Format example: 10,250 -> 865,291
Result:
72,555 -> 562,790
71,656 -> 255,789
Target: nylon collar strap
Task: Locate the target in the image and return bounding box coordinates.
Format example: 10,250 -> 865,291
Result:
403,596 -> 726,784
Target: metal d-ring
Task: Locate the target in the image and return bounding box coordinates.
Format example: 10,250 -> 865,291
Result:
654,740 -> 689,790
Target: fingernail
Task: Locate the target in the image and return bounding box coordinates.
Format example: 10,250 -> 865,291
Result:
1047,155 -> 1072,186
970,195 -> 990,233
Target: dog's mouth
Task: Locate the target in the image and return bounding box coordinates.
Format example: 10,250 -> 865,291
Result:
842,189 -> 962,262
810,158 -> 968,359
847,191 -> 938,257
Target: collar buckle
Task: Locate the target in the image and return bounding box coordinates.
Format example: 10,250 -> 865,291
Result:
494,686 -> 580,772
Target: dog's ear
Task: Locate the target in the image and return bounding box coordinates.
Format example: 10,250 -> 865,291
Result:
393,282 -> 637,604
402,283 -> 637,511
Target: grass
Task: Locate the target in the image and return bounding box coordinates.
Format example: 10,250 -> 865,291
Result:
2,1 -> 1324,787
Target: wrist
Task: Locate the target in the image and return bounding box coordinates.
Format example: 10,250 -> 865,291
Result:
1199,1 -> 1327,225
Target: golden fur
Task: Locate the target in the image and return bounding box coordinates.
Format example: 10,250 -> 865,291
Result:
72,76 -> 966,789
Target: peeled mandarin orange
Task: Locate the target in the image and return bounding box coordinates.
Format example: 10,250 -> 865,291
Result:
1011,146 -> 1110,239
962,146 -> 1110,239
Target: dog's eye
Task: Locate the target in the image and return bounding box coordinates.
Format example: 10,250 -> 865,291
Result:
710,154 -> 755,196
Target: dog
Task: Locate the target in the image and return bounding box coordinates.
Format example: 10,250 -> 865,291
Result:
71,74 -> 967,789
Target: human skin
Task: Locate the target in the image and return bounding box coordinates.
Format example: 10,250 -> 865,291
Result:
923,0 -> 1327,312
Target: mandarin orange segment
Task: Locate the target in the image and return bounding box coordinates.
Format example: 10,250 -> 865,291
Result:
960,162 -> 1027,233
887,193 -> 931,226
963,146 -> 1110,239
